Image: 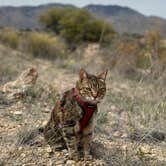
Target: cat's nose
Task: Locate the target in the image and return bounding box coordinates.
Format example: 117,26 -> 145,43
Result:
92,92 -> 98,98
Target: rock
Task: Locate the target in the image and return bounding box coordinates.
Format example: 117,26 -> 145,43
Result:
151,131 -> 165,141
21,153 -> 26,157
12,111 -> 22,115
66,160 -> 76,166
45,145 -> 52,153
0,67 -> 38,99
62,149 -> 68,153
42,120 -> 48,126
55,160 -> 64,165
121,133 -> 128,138
110,105 -> 117,111
113,131 -> 121,137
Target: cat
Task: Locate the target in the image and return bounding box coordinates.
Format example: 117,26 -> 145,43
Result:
44,68 -> 107,161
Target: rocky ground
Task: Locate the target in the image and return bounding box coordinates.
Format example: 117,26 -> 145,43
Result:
0,44 -> 166,166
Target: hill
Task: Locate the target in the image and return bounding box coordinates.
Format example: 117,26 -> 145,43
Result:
85,4 -> 166,35
0,3 -> 166,34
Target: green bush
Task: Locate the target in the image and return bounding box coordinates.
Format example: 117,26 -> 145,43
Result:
40,8 -> 116,46
40,8 -> 73,33
0,28 -> 19,48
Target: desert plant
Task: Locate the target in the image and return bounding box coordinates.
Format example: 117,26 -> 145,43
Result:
23,32 -> 66,58
40,7 -> 73,33
0,28 -> 20,48
40,8 -> 116,47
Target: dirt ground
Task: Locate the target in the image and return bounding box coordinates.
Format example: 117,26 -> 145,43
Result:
0,44 -> 166,166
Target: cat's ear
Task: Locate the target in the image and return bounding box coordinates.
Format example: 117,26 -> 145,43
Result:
80,68 -> 88,81
98,69 -> 108,81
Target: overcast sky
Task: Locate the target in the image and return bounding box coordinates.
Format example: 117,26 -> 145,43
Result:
0,0 -> 165,18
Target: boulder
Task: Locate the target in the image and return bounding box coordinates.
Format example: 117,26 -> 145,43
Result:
0,67 -> 38,99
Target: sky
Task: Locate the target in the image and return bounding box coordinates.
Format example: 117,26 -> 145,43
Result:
0,0 -> 165,19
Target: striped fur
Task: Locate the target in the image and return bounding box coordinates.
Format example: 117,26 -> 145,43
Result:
44,68 -> 107,161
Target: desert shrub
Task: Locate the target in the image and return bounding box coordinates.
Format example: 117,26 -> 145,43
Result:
102,31 -> 166,79
40,8 -> 116,47
0,28 -> 19,48
0,29 -> 67,59
136,54 -> 151,69
24,86 -> 44,103
111,39 -> 139,76
23,32 -> 66,58
143,30 -> 166,66
40,7 -> 73,33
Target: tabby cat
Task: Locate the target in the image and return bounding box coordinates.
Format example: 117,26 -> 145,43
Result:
44,68 -> 107,161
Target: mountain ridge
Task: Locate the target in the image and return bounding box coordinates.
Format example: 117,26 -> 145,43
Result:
0,3 -> 165,35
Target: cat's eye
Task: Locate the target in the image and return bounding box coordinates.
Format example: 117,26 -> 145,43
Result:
86,88 -> 91,91
100,88 -> 105,91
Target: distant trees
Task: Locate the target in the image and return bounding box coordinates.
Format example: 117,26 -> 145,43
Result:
40,8 -> 116,46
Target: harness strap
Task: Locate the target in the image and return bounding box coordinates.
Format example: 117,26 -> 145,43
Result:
57,88 -> 97,133
73,88 -> 97,133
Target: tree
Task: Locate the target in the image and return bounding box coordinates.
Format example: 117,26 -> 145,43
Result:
40,8 -> 73,33
40,8 -> 116,46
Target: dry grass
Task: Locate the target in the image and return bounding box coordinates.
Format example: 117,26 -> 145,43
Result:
0,28 -> 20,49
0,43 -> 166,165
0,29 -> 67,60
22,32 -> 66,59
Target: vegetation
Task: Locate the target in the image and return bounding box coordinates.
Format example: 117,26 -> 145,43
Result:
101,30 -> 166,78
0,27 -> 166,165
24,32 -> 66,58
0,29 -> 66,59
40,8 -> 116,46
0,28 -> 20,48
0,5 -> 166,166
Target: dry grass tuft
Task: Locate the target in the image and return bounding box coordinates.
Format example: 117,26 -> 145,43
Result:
0,28 -> 20,49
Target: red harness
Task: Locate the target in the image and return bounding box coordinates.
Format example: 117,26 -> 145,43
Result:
58,88 -> 97,133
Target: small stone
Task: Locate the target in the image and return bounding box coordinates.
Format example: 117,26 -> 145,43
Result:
121,133 -> 128,138
113,131 -> 121,137
21,153 -> 26,157
62,149 -> 68,153
55,160 -> 64,165
122,145 -> 127,150
45,146 -> 52,153
110,105 -> 117,111
43,108 -> 50,113
42,120 -> 48,126
12,111 -> 22,115
66,160 -> 76,166
55,152 -> 61,157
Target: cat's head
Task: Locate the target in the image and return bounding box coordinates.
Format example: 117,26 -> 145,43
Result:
76,68 -> 108,104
